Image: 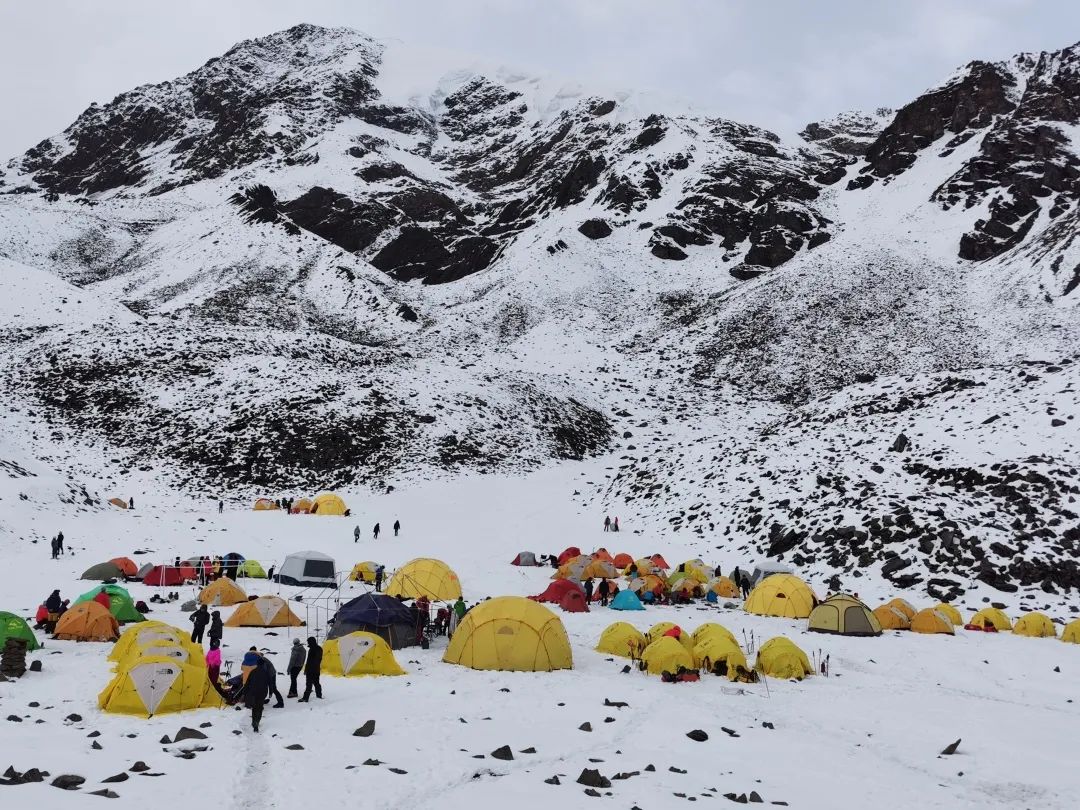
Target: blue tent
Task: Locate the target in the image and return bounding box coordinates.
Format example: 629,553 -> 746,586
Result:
327,593 -> 419,648
610,590 -> 645,611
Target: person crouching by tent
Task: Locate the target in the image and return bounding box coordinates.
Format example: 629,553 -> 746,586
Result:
434,605 -> 450,636
287,638 -> 305,698
190,604 -> 210,644
298,637 -> 323,702
43,589 -> 63,631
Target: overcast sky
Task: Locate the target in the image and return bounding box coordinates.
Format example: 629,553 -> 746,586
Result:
2,0 -> 1078,157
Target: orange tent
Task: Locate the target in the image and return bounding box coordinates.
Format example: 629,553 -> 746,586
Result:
108,497 -> 128,510
612,553 -> 633,569
53,601 -> 119,641
650,554 -> 671,570
592,548 -> 614,563
253,498 -> 280,511
110,557 -> 138,577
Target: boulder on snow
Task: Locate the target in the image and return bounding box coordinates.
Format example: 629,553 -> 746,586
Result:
576,768 -> 611,788
686,729 -> 708,742
353,720 -> 376,737
51,774 -> 85,790
490,746 -> 513,761
578,219 -> 613,239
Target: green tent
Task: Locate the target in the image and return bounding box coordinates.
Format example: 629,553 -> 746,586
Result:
0,611 -> 40,651
239,559 -> 267,578
81,561 -> 123,581
74,584 -> 145,623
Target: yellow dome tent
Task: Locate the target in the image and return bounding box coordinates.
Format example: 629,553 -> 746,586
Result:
645,621 -> 694,651
911,608 -> 955,635
969,607 -> 1011,632
253,498 -> 279,511
225,596 -> 303,628
53,601 -> 119,642
386,558 -> 462,602
807,593 -> 882,636
583,559 -> 618,580
640,636 -> 695,675
199,578 -> 248,607
595,622 -> 647,658
754,637 -> 813,680
933,603 -> 962,626
443,596 -> 572,672
708,576 -> 740,598
99,656 -> 223,717
1013,612 -> 1056,638
323,631 -> 405,676
744,574 -> 818,619
628,558 -> 658,576
311,492 -> 347,516
109,622 -> 181,662
351,561 -> 378,583
691,623 -> 738,647
114,638 -> 206,670
1062,619 -> 1080,644
873,605 -> 911,630
886,598 -> 917,621
693,636 -> 752,681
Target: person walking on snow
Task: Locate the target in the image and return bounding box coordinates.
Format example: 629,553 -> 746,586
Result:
613,517 -> 620,532
56,531 -> 64,555
206,639 -> 223,691
128,497 -> 134,509
583,579 -> 594,603
354,525 -> 361,543
189,604 -> 210,644
374,565 -> 384,592
373,523 -> 380,541
603,516 -> 611,532
50,536 -> 59,559
241,656 -> 270,732
393,519 -> 400,537
287,638 -> 305,698
298,637 -> 323,702
218,499 -> 223,514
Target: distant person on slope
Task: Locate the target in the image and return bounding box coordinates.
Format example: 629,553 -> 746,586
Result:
287,638 -> 305,698
373,523 -> 380,541
603,516 -> 611,532
354,525 -> 361,543
50,535 -> 59,560
393,519 -> 400,537
189,604 -> 210,644
56,531 -> 64,555
298,637 -> 323,702
128,497 -> 134,509
218,499 -> 224,514
612,517 -> 620,532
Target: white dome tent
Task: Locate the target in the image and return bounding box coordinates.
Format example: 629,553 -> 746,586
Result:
275,550 -> 337,587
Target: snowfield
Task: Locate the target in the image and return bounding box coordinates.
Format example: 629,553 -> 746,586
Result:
0,471 -> 1077,810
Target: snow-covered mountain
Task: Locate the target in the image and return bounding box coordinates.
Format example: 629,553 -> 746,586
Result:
2,23 -> 1080,606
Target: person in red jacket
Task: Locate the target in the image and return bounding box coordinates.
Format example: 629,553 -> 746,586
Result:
93,588 -> 112,612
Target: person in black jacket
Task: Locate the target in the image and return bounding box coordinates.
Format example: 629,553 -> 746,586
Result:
598,578 -> 611,607
393,519 -> 400,537
583,579 -> 594,603
189,604 -> 210,643
242,660 -> 271,732
208,610 -> 223,647
286,638 -> 305,698
44,589 -> 63,614
252,647 -> 285,708
298,637 -> 323,702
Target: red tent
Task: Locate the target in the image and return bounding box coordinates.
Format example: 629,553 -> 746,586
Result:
650,554 -> 671,570
511,552 -> 539,566
592,548 -> 613,562
559,590 -> 589,613
142,564 -> 195,586
557,546 -> 582,565
530,578 -> 585,604
612,553 -> 633,569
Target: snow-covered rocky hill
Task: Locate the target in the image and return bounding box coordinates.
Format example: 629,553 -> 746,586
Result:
2,23 -> 1080,607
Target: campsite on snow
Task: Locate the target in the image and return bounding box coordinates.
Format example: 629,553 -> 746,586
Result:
2,13 -> 1080,810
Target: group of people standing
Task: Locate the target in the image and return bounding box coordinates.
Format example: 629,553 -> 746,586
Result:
602,516 -> 621,532
49,531 -> 65,559
190,602 -> 323,733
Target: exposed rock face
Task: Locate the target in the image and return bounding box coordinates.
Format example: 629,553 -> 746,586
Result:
800,109 -> 893,157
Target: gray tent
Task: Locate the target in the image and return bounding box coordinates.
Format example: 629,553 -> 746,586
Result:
81,561 -> 123,581
135,562 -> 155,579
512,551 -> 539,566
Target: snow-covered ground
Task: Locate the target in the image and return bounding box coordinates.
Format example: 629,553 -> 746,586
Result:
1,470 -> 1077,809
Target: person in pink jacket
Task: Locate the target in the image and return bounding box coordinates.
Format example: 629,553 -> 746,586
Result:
206,639 -> 223,695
